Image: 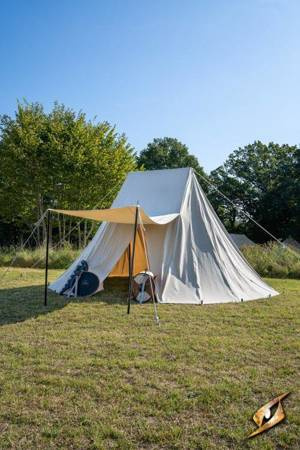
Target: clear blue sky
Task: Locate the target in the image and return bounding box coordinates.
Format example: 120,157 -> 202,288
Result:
1,0 -> 299,172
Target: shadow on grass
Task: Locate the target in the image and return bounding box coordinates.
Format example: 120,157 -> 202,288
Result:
0,277 -> 129,326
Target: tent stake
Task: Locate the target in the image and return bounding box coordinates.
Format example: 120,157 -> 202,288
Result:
127,205 -> 139,314
44,209 -> 51,306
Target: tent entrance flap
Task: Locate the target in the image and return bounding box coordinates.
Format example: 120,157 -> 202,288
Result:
109,226 -> 148,277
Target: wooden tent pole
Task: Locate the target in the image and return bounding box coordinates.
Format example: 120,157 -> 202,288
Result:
127,243 -> 132,288
138,213 -> 160,324
44,209 -> 51,306
127,205 -> 139,314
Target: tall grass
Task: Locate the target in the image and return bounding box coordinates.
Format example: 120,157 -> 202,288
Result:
241,241 -> 300,279
0,242 -> 299,278
0,245 -> 80,270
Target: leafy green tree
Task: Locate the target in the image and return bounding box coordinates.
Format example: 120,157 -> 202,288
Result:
209,141 -> 300,242
0,101 -> 137,246
137,137 -> 206,180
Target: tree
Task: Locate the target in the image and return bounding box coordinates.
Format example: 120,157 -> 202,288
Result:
137,137 -> 206,180
209,141 -> 300,242
0,101 -> 137,246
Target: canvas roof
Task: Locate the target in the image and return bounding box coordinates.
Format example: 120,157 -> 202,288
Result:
112,167 -> 190,216
50,168 -> 190,224
50,206 -> 178,225
230,233 -> 255,248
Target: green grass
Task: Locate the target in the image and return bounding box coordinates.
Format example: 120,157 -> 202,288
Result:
0,246 -> 80,270
0,269 -> 299,449
1,242 -> 300,279
241,242 -> 300,279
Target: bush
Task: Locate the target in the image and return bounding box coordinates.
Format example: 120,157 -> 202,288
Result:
0,245 -> 80,270
241,242 -> 300,279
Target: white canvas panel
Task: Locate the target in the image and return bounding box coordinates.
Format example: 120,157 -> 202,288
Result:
50,222 -> 133,294
112,167 -> 190,216
155,170 -> 278,303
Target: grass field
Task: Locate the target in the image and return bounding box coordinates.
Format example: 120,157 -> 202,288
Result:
0,268 -> 299,449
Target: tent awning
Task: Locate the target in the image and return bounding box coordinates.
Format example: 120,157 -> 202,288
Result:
49,207 -> 179,225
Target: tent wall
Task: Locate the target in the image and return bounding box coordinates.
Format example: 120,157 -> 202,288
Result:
51,221 -> 153,294
50,222 -> 133,294
153,171 -> 278,303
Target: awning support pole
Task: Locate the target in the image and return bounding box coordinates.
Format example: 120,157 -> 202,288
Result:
128,244 -> 131,280
127,205 -> 139,314
138,213 -> 160,325
44,209 -> 51,306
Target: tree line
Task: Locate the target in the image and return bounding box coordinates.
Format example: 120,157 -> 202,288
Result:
0,101 -> 299,247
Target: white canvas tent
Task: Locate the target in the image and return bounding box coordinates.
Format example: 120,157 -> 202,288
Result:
229,233 -> 255,248
50,168 -> 278,304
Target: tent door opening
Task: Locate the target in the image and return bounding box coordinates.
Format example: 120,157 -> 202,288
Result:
109,225 -> 148,278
